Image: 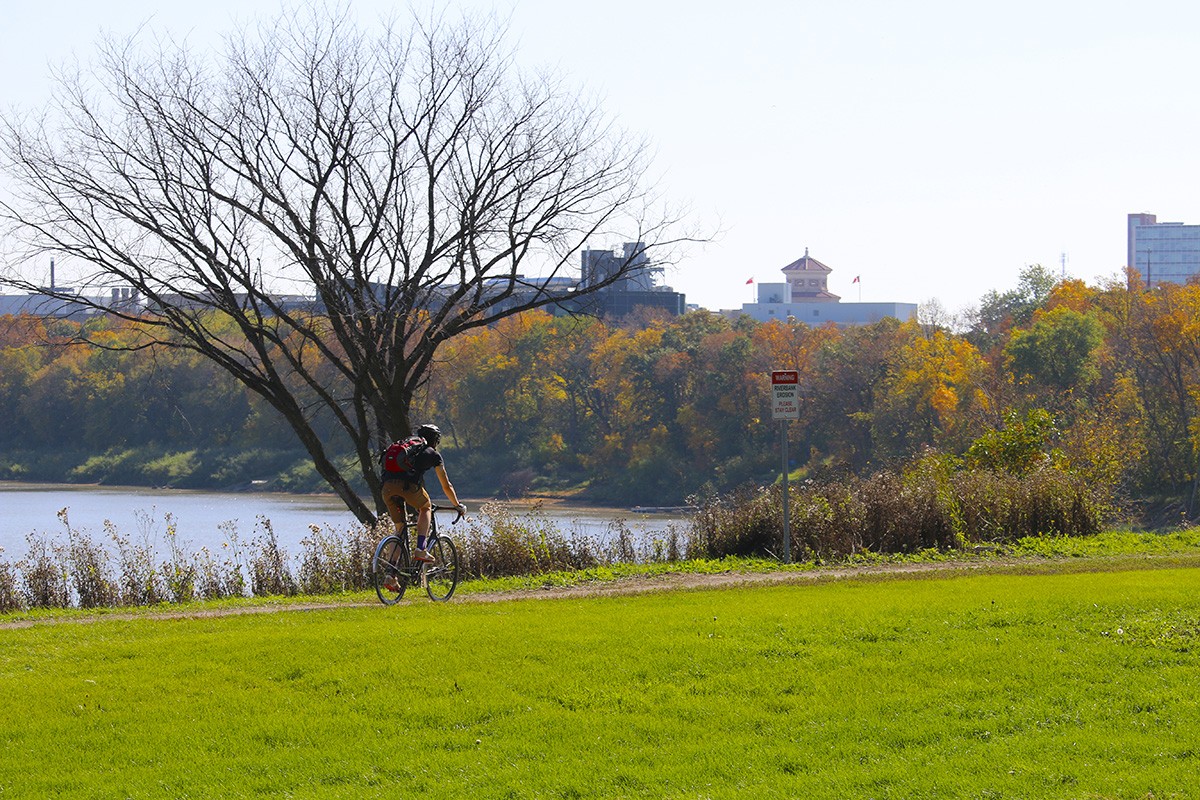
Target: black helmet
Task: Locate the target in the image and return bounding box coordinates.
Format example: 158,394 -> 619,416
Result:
416,423 -> 442,447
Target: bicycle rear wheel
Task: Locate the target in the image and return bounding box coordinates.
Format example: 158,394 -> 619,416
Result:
423,535 -> 459,601
372,535 -> 409,605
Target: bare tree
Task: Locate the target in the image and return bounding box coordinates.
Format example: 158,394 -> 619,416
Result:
0,6 -> 684,523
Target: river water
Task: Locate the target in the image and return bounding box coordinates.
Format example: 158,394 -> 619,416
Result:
0,482 -> 688,559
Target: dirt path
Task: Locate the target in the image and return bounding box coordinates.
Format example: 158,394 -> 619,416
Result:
0,558 -> 1026,629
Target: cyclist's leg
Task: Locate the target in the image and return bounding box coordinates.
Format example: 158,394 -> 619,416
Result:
381,478 -> 411,532
411,489 -> 434,559
386,480 -> 433,557
415,504 -> 432,543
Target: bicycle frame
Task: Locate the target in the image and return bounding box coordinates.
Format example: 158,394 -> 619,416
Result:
372,503 -> 462,603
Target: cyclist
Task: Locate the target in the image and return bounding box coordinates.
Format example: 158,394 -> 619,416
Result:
381,423 -> 467,568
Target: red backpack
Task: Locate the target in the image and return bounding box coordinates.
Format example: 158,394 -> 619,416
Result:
381,436 -> 426,476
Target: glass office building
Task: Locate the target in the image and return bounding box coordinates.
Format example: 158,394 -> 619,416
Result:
1128,213 -> 1200,287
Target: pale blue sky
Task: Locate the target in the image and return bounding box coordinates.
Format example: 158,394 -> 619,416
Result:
5,0 -> 1200,314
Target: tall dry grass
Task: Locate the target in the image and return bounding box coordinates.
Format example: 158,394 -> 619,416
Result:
690,456 -> 1108,561
0,503 -> 684,613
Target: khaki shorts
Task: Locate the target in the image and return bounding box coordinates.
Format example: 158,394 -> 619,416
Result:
382,477 -> 430,525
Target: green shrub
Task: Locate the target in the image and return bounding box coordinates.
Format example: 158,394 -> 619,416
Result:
966,408 -> 1061,475
273,460 -> 322,493
69,448 -> 139,483
0,457 -> 29,481
141,451 -> 200,486
206,448 -> 311,488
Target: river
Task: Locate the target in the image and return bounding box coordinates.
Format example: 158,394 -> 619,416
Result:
0,482 -> 689,559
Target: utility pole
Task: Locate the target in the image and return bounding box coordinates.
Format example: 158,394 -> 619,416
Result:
770,370 -> 801,563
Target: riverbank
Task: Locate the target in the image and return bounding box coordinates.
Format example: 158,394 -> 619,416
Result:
0,446 -> 660,508
0,478 -> 678,519
0,445 -> 330,494
0,481 -> 689,564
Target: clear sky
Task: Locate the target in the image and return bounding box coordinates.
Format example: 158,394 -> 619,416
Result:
5,0 -> 1200,315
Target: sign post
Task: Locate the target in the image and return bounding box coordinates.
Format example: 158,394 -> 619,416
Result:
771,370 -> 800,563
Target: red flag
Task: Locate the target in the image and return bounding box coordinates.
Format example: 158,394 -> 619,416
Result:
745,277 -> 754,285
852,275 -> 860,284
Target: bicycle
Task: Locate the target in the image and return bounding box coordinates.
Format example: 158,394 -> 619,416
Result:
372,503 -> 463,603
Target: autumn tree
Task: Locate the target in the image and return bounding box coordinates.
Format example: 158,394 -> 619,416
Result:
667,320 -> 763,486
427,310 -> 598,490
807,318 -> 903,471
1005,306 -> 1105,396
872,322 -> 993,460
0,6 -> 682,522
1098,281 -> 1200,504
966,263 -> 1059,354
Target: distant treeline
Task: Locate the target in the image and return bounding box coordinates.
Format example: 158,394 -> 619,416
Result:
2,266 -> 1199,520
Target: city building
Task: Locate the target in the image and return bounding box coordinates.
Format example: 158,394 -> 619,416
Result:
374,242 -> 685,319
0,290 -> 99,318
0,257 -> 101,317
307,242 -> 684,320
4,242 -> 686,322
732,250 -> 917,326
1127,212 -> 1200,287
574,242 -> 686,317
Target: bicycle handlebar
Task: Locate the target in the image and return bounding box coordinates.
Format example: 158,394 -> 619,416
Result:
431,503 -> 465,524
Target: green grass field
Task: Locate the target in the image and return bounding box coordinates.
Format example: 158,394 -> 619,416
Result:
3,560 -> 1199,798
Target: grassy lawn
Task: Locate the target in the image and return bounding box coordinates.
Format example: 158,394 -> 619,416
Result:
2,560 -> 1199,798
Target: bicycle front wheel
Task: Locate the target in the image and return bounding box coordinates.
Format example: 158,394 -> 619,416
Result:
372,535 -> 409,605
424,535 -> 459,601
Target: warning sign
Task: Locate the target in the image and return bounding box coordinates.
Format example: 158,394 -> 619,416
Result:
771,370 -> 800,421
